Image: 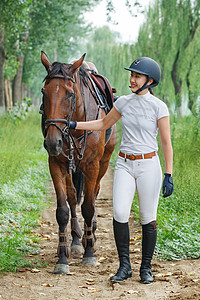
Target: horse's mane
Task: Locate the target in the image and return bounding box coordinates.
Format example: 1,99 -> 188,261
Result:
79,65 -> 89,86
44,62 -> 89,87
44,62 -> 70,81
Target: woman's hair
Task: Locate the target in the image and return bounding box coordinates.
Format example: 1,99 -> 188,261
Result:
149,88 -> 155,96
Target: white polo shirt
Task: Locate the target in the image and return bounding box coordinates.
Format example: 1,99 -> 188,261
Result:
113,91 -> 169,154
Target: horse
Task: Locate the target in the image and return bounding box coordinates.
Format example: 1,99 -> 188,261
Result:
40,51 -> 117,274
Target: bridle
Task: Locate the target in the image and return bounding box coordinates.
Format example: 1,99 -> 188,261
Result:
41,72 -> 88,173
44,73 -> 76,130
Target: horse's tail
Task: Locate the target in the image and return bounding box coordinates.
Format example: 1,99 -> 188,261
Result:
72,170 -> 84,204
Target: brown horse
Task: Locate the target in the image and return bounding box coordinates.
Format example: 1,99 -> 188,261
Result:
40,51 -> 116,274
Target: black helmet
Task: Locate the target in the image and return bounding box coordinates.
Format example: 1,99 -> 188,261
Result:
124,57 -> 161,93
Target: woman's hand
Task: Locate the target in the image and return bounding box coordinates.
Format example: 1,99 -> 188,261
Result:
162,173 -> 173,197
69,121 -> 77,130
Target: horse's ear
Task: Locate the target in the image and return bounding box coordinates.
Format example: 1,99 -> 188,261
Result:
69,53 -> 86,74
41,51 -> 52,72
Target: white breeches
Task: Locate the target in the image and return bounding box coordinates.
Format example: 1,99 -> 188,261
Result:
113,154 -> 162,225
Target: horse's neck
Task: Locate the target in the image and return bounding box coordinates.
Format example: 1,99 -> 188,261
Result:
75,74 -> 99,122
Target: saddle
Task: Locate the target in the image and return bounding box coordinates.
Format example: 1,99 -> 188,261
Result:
83,61 -> 116,112
90,72 -> 116,111
86,66 -> 116,145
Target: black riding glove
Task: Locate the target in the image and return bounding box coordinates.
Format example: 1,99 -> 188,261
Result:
162,173 -> 173,198
69,121 -> 77,130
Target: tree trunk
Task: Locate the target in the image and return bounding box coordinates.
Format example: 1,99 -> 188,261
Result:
171,17 -> 199,116
22,82 -> 27,100
4,79 -> 12,110
0,27 -> 5,113
12,30 -> 29,104
171,49 -> 183,112
13,55 -> 24,103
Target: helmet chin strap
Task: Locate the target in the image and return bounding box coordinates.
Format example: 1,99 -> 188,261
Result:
134,77 -> 151,94
129,77 -> 157,94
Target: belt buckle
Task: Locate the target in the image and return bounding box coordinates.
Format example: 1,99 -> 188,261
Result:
125,153 -> 127,162
132,154 -> 136,160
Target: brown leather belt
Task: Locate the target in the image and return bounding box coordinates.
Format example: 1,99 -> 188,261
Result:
119,151 -> 156,160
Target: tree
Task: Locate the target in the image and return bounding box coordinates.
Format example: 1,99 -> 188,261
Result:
0,0 -> 100,111
134,0 -> 200,115
0,0 -> 36,110
0,27 -> 5,112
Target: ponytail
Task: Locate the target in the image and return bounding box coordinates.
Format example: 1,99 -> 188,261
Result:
149,88 -> 155,96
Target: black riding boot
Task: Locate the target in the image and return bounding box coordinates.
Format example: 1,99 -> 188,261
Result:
140,221 -> 157,284
110,219 -> 132,282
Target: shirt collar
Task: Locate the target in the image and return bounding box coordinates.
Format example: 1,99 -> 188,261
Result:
136,91 -> 151,100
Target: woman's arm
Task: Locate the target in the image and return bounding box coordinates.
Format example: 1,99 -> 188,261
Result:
76,107 -> 121,131
158,116 -> 173,175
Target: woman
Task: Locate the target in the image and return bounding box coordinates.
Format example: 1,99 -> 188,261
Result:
70,57 -> 173,284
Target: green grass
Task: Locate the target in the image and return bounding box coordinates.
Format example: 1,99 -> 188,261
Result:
112,115 -> 200,260
0,110 -> 50,272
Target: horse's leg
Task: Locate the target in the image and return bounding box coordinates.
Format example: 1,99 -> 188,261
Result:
81,170 -> 99,266
49,156 -> 71,274
92,125 -> 117,240
94,125 -> 117,199
65,175 -> 83,256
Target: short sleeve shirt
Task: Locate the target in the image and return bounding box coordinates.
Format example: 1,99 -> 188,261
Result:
113,91 -> 169,154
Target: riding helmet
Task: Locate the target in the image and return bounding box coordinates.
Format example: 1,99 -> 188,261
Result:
124,57 -> 161,92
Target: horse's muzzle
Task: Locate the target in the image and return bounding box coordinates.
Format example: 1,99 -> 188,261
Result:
44,137 -> 63,156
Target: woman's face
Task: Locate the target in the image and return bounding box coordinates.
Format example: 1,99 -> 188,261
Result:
130,71 -> 152,95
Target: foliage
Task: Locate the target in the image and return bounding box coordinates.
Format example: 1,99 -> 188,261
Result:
0,0 -> 100,103
6,97 -> 32,123
85,26 -> 132,96
4,56 -> 20,80
0,111 -> 50,272
105,0 -> 145,23
155,116 -> 200,260
134,0 -> 200,115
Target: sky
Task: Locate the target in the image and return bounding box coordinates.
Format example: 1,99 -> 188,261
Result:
84,0 -> 153,43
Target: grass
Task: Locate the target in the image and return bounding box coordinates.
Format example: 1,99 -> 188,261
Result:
155,115 -> 200,260
0,109 -> 50,272
112,115 -> 200,260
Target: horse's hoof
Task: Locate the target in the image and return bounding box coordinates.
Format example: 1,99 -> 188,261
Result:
82,257 -> 96,266
71,244 -> 84,256
53,264 -> 69,274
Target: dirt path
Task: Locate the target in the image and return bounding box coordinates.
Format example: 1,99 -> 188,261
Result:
0,167 -> 200,300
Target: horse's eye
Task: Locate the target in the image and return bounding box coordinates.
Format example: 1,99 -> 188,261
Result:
67,92 -> 74,99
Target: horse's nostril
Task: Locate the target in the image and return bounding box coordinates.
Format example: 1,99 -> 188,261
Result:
58,139 -> 63,148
